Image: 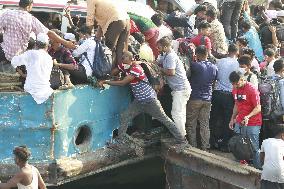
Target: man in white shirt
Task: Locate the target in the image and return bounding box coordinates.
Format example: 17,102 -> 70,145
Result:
260,125 -> 284,189
11,33 -> 53,104
186,0 -> 218,16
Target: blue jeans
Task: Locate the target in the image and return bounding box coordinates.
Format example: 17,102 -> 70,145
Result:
234,124 -> 261,168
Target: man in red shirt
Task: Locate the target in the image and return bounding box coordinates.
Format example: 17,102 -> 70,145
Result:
229,71 -> 262,168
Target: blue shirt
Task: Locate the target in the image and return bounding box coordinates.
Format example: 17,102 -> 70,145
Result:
243,28 -> 264,62
189,60 -> 218,101
158,50 -> 190,91
215,57 -> 239,92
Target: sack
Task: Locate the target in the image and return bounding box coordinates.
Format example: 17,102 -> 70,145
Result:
259,77 -> 284,118
139,61 -> 164,93
50,67 -> 64,89
228,134 -> 254,160
92,41 -> 112,79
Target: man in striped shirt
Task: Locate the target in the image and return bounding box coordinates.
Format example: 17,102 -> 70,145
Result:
98,51 -> 185,143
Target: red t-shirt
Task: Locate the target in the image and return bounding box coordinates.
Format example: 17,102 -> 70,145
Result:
190,34 -> 211,51
232,82 -> 262,126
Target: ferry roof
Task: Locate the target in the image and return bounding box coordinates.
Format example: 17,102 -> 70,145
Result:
0,0 -> 87,13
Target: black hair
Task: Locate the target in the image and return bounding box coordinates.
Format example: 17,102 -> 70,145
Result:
172,28 -> 184,39
242,48 -> 255,59
197,21 -> 211,30
132,32 -> 145,44
228,44 -> 239,53
206,9 -> 217,19
229,71 -> 242,83
273,58 -> 284,73
194,5 -> 207,15
236,37 -> 248,47
264,48 -> 276,57
36,41 -> 48,49
151,13 -> 164,27
27,37 -> 36,50
13,146 -> 31,162
273,124 -> 284,137
77,25 -> 92,35
241,21 -> 251,30
19,0 -> 33,8
195,45 -> 208,56
238,55 -> 252,66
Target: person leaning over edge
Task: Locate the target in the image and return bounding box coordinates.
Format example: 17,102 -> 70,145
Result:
98,51 -> 186,144
0,146 -> 46,189
0,0 -> 75,73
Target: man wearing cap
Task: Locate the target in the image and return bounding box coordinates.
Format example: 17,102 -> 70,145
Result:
11,33 -> 54,104
0,0 -> 75,73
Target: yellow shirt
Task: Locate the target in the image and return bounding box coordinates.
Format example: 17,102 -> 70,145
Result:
86,0 -> 129,35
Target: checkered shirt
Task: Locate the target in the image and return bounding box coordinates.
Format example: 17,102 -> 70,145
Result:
0,9 -> 49,61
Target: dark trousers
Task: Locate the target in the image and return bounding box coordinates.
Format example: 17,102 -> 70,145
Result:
69,64 -> 88,85
221,0 -> 244,40
209,90 -> 234,148
0,45 -> 15,73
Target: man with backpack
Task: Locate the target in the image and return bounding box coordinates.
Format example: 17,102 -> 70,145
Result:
229,71 -> 262,168
98,51 -> 186,144
157,37 -> 191,140
259,59 -> 284,139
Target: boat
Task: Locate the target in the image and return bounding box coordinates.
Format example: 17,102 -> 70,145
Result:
0,85 -> 147,186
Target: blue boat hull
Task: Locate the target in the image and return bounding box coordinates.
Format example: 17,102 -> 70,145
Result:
0,85 -> 131,163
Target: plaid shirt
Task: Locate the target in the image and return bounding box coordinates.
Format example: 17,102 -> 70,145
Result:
0,9 -> 49,61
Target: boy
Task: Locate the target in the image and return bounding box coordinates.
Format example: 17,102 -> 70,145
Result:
260,124 -> 284,189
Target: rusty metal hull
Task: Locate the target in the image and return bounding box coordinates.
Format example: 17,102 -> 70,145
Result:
0,85 -> 137,185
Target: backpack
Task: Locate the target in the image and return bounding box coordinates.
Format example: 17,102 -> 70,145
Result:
84,40 -> 112,79
50,67 -> 64,90
132,61 -> 164,93
228,134 -> 254,161
258,76 -> 284,119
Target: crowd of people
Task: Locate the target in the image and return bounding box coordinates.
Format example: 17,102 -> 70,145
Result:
0,0 -> 283,188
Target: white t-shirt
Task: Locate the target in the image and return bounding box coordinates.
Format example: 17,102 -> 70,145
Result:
267,59 -> 276,77
261,138 -> 284,183
72,38 -> 96,77
11,49 -> 53,104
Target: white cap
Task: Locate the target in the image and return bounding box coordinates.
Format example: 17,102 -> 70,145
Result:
277,10 -> 284,17
36,33 -> 49,44
64,33 -> 76,41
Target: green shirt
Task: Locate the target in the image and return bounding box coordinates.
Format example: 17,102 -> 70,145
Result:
128,13 -> 157,33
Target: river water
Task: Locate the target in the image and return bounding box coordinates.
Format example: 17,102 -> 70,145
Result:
54,157 -> 166,189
